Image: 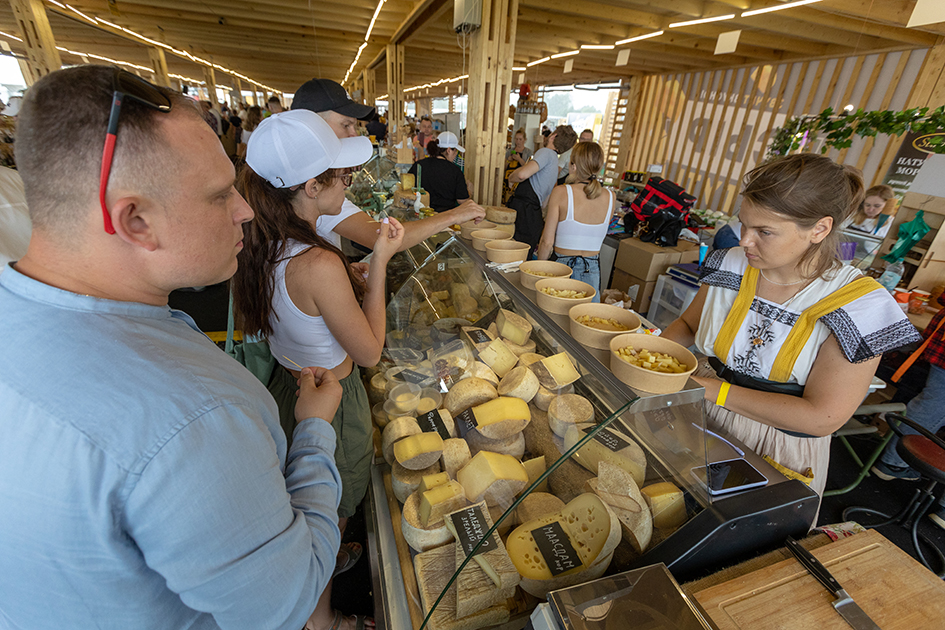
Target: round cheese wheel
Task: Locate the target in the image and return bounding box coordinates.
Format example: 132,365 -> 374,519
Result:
532,383 -> 573,411
444,377 -> 498,416
401,492 -> 455,552
514,492 -> 566,524
547,394 -> 594,438
497,366 -> 540,402
440,437 -> 472,478
382,416 -> 422,465
485,206 -> 517,224
466,429 -> 526,459
464,361 -> 499,387
391,460 -> 441,504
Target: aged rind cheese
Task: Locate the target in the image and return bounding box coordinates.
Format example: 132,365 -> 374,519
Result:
522,455 -> 548,493
532,383 -> 573,411
441,438 -> 472,479
495,308 -> 532,346
392,460 -> 441,504
514,492 -> 565,524
489,504 -> 514,536
394,432 -> 445,470
641,481 -> 687,529
502,337 -> 537,357
464,361 -> 499,387
420,480 -> 467,527
563,422 -> 647,487
456,451 -> 528,508
472,396 -> 532,440
418,472 -> 451,495
461,326 -> 496,353
414,544 -> 511,630
444,377 -> 497,416
529,352 -> 582,390
465,429 -> 526,459
402,492 -> 455,552
517,352 -> 546,368
382,416 -> 422,465
547,394 -> 594,438
485,207 -> 517,224
477,338 -> 519,379
497,366 -> 540,403
522,405 -> 594,503
586,462 -> 653,553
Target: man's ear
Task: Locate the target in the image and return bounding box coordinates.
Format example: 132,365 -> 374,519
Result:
110,197 -> 160,251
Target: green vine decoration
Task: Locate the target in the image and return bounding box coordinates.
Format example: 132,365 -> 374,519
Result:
766,105 -> 945,161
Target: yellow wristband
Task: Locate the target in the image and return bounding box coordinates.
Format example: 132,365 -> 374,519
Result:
716,382 -> 731,407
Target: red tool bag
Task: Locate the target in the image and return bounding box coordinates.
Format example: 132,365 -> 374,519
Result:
626,177 -> 696,247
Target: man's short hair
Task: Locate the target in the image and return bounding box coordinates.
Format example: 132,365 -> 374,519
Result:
16,65 -> 198,232
552,125 -> 578,153
581,129 -> 593,138
268,96 -> 281,104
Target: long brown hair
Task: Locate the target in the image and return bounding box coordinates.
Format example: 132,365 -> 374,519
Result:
742,153 -> 864,279
565,142 -> 604,199
232,166 -> 366,337
851,184 -> 895,226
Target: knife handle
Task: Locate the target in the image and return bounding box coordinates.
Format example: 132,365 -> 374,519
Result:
785,536 -> 842,595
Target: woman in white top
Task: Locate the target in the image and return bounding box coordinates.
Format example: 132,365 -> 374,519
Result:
841,183 -> 895,238
536,142 -> 614,302
662,155 -> 918,516
233,110 -> 403,630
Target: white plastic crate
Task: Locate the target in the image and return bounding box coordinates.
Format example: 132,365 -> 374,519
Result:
646,274 -> 699,330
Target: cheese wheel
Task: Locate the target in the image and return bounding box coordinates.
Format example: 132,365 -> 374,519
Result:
532,383 -> 573,411
514,492 -> 565,524
466,429 -> 526,459
478,338 -> 519,379
586,463 -> 653,553
419,480 -> 467,527
394,432 -> 445,470
497,366 -> 540,402
519,550 -> 614,600
529,352 -> 581,389
489,504 -> 514,536
472,396 -> 532,440
464,361 -> 499,387
502,337 -> 537,357
402,492 -> 455,552
547,394 -> 594,438
444,377 -> 498,416
485,207 -> 517,224
441,438 -> 472,479
392,460 -> 441,504
461,326 -> 496,352
382,416 -> 422,465
564,422 -> 647,487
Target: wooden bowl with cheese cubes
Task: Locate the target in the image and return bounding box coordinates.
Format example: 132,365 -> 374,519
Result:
470,229 -> 511,251
568,303 -> 641,350
518,261 -> 572,291
534,278 -> 596,314
608,333 -> 697,394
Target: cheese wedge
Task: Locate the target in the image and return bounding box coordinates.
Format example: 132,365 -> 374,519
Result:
495,308 -> 532,346
471,396 -> 531,440
503,337 -> 537,357
514,492 -> 565,524
382,416 -> 422,465
563,422 -> 647,487
461,326 -> 496,352
465,429 -> 525,459
402,492 -> 455,552
497,366 -> 540,402
585,463 -> 653,554
394,432 -> 445,470
517,352 -> 545,367
641,482 -> 687,529
440,438 -> 472,479
444,377 -> 497,416
392,460 -> 441,504
547,394 -> 594,438
418,472 -> 451,495
529,352 -> 581,389
532,383 -> 573,411
464,361 -> 499,387
478,338 -> 518,379
456,451 -> 528,508
420,480 -> 467,527
522,455 -> 548,493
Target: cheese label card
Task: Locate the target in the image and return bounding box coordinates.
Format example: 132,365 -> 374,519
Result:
453,408 -> 478,438
583,426 -> 630,453
417,410 -> 451,440
465,329 -> 491,344
450,505 -> 497,558
532,521 -> 584,576
398,369 -> 430,385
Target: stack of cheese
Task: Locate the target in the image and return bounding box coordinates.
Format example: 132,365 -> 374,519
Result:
485,207 -> 516,236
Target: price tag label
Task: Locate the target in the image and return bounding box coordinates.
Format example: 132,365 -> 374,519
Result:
582,426 -> 630,453
397,369 -> 429,384
417,410 -> 451,440
450,505 -> 497,558
453,408 -> 478,438
531,522 -> 584,576
464,328 -> 492,345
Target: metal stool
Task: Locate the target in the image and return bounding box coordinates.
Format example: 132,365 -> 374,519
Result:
824,402 -> 906,497
843,413 -> 945,577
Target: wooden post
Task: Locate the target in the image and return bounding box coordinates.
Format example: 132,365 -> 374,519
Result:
613,78 -> 642,177
386,44 -> 405,133
9,0 -> 61,85
232,76 -> 243,105
449,95 -> 455,113
466,0 -> 519,206
363,68 -> 376,109
148,47 -> 170,87
203,66 -> 218,108
417,98 -> 432,118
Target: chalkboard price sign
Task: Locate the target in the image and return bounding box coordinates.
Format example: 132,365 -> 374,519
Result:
532,522 -> 584,576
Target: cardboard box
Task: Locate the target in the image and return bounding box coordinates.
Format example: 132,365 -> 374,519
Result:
610,269 -> 657,314
614,237 -> 681,282
673,241 -> 700,265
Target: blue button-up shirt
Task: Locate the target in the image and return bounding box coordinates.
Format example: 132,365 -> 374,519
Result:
0,265 -> 342,629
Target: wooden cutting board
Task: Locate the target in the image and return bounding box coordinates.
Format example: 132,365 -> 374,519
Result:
693,529 -> 945,629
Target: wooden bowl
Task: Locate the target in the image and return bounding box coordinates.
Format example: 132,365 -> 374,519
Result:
492,222 -> 515,236
519,261 -> 573,290
471,229 -> 511,251
460,220 -> 495,239
534,278 -> 596,314
569,303 -> 642,349
485,240 -> 530,264
609,333 -> 697,394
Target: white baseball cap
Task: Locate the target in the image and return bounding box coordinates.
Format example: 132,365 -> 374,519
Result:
246,109 -> 373,188
437,131 -> 465,153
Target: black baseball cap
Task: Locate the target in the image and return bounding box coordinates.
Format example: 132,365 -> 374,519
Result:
291,78 -> 375,120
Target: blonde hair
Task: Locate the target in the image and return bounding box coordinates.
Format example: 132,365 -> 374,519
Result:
565,142 -> 605,200
851,184 -> 895,226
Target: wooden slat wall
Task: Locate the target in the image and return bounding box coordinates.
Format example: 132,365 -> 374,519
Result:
624,49 -> 930,215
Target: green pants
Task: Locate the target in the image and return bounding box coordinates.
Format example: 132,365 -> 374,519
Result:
268,365 -> 373,518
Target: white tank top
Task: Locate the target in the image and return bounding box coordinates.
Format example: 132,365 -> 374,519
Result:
554,185 -> 614,252
267,240 -> 349,370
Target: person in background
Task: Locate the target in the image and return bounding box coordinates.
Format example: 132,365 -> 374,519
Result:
508,124 -> 578,257
842,184 -> 895,238
506,128 -> 533,167
661,154 -> 919,513
199,100 -> 221,136
238,105 -> 263,160
414,115 -> 435,159
536,142 -> 614,301
1,64 -> 344,630
365,112 -> 387,143
237,110 -> 402,630
712,219 -> 742,250
291,77 -> 484,250
408,133 -> 470,212
579,129 -> 594,142
267,95 -> 284,115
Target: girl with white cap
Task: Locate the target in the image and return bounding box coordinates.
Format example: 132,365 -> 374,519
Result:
233,109 -> 401,630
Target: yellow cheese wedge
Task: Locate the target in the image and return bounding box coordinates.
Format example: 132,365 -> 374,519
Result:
472,396 -> 532,440
563,422 -> 647,487
418,472 -> 451,495
478,338 -> 519,379
392,460 -> 441,504
456,451 -> 529,508
529,352 -> 581,389
394,432 -> 445,471
402,492 -> 455,552
420,480 -> 467,527
441,438 -> 472,479
547,394 -> 594,438
641,482 -> 687,529
522,455 -> 548,493
444,377 -> 497,416
497,365 -> 540,403
495,308 -> 532,346
461,326 -> 496,353
382,416 -> 422,465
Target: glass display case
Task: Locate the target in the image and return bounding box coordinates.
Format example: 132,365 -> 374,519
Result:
347,152 -> 401,214
364,236 -> 818,630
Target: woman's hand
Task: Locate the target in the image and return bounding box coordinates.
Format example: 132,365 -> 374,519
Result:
373,217 -> 405,262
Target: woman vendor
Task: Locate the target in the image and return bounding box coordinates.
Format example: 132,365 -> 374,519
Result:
662,154 -> 920,506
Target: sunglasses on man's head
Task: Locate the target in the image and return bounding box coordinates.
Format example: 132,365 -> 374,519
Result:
100,70 -> 173,234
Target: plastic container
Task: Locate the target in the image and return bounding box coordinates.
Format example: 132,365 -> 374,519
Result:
372,402 -> 390,428
388,382 -> 422,413
485,240 -> 530,264
415,388 -> 443,415
877,259 -> 904,292
470,229 -> 511,251
909,289 -> 931,315
609,333 -> 697,395
646,274 -> 700,330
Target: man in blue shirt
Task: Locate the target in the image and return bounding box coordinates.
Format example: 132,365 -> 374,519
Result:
0,66 -> 344,629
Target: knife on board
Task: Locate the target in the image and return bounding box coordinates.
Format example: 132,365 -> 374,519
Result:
785,537 -> 882,630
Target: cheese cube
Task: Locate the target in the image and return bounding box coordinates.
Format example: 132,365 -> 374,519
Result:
457,451 -> 528,507
394,432 -> 444,471
418,472 -> 451,495
420,480 -> 467,527
529,352 -> 581,389
641,482 -> 687,529
472,396 -> 531,440
478,338 -> 518,379
495,309 -> 532,346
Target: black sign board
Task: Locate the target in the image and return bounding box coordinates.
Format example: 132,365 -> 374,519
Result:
417,410 -> 451,440
397,369 -> 430,385
454,408 -> 478,438
532,521 -> 584,577
450,505 -> 497,558
582,426 -> 630,453
465,328 -> 492,345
